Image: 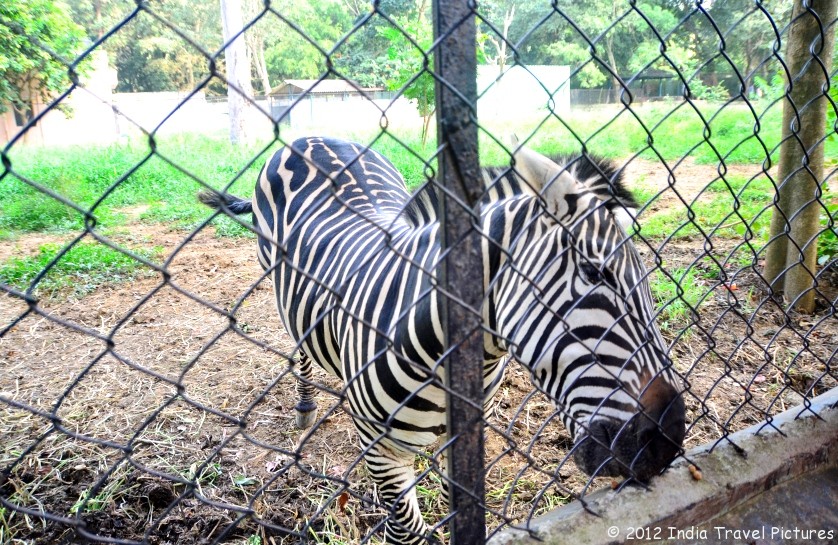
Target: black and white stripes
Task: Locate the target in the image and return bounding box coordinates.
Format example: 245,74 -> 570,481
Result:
200,136 -> 685,544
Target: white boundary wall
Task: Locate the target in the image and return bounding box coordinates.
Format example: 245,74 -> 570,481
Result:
5,64 -> 572,147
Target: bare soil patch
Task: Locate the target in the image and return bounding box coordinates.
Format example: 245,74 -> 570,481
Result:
622,156 -> 776,210
2,214 -> 836,544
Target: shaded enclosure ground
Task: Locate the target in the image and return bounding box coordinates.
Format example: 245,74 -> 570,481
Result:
2,159 -> 838,545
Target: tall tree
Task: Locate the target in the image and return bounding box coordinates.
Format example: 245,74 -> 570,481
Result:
66,0 -> 120,40
764,0 -> 837,312
263,0 -> 352,82
331,0 -> 420,87
476,0 -> 684,91
665,0 -> 793,95
380,5 -> 434,143
220,0 -> 254,144
0,0 -> 86,115
67,0 -> 222,93
244,0 -> 271,95
480,4 -> 515,75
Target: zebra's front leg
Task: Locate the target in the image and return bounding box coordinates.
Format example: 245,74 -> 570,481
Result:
365,441 -> 436,544
294,353 -> 318,429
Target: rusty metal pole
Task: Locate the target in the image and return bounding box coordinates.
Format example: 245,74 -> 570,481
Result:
433,0 -> 485,543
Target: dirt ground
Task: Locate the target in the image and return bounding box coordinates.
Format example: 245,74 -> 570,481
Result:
1,158 -> 837,545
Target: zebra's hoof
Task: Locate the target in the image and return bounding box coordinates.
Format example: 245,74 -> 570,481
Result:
295,408 -> 317,429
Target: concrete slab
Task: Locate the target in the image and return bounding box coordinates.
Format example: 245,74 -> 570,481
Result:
686,465 -> 838,545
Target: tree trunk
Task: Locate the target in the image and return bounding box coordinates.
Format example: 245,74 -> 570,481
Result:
220,0 -> 255,145
254,42 -> 271,96
764,0 -> 837,312
94,0 -> 103,39
606,1 -> 621,103
244,23 -> 271,96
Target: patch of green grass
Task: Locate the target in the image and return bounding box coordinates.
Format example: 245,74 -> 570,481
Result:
381,99 -> 837,176
635,102 -> 783,165
5,102 -> 836,244
211,215 -> 256,238
367,132 -> 432,190
636,175 -> 774,241
0,174 -> 129,234
532,487 -> 573,517
650,266 -> 708,333
631,176 -> 659,209
2,132 -> 435,236
819,201 -> 838,264
504,99 -> 838,167
0,242 -> 162,297
1,134 -> 264,236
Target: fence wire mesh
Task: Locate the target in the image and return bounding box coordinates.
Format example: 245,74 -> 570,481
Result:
1,1 -> 838,544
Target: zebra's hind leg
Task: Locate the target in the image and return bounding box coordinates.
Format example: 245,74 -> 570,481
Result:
294,353 -> 318,429
365,441 -> 435,544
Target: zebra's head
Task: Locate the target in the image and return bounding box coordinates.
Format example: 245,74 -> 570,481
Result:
486,145 -> 686,482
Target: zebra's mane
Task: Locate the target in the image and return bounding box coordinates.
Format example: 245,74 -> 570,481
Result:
401,154 -> 636,226
547,153 -> 638,211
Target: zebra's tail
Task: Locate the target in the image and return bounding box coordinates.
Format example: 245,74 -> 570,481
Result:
197,190 -> 253,215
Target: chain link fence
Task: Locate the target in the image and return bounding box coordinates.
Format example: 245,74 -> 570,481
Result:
2,1 -> 838,544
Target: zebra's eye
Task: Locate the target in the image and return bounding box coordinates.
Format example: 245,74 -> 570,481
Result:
580,262 -> 604,284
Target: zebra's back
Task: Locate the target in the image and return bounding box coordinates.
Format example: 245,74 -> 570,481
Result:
254,137 -> 446,448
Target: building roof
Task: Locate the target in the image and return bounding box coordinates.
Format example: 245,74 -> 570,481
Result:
635,68 -> 677,80
272,79 -> 380,95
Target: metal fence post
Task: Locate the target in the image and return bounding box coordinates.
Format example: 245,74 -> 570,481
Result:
433,0 -> 485,543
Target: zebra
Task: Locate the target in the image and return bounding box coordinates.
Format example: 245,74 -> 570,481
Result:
199,136 -> 686,544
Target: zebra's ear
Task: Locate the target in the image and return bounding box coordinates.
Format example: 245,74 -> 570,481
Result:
612,206 -> 637,232
511,144 -> 577,214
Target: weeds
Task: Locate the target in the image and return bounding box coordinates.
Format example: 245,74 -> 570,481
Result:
650,266 -> 708,333
69,474 -> 130,515
0,241 -> 162,297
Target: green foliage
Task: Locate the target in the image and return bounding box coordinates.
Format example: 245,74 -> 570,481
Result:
0,242 -> 161,297
474,0 -> 792,97
689,81 -> 730,102
379,15 -> 435,143
826,74 -> 838,149
55,0 -> 794,102
262,0 -> 353,82
818,196 -> 838,265
381,20 -> 433,116
753,71 -> 786,101
0,0 -> 87,113
67,0 -> 221,93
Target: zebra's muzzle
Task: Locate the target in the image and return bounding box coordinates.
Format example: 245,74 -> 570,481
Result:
573,383 -> 686,481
